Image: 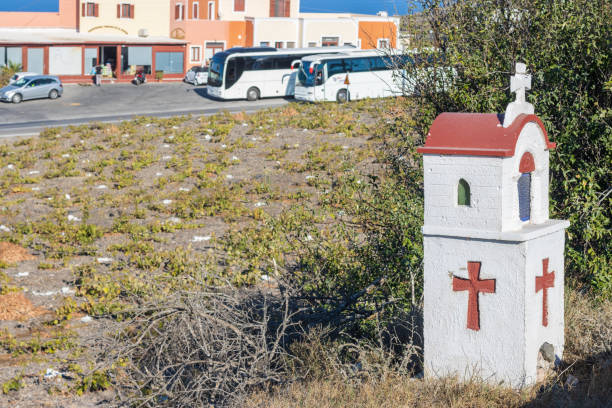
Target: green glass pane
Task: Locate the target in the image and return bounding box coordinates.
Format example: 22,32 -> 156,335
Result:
458,179 -> 470,206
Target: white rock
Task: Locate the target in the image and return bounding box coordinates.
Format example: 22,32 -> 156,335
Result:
16,271 -> 29,277
242,122 -> 248,127
172,126 -> 179,130
162,199 -> 173,205
168,217 -> 181,223
67,215 -> 80,222
65,194 -> 71,200
80,315 -> 93,323
6,164 -> 14,170
342,145 -> 349,150
306,234 -> 313,241
179,187 -> 190,192
28,170 -> 40,175
145,123 -> 151,127
162,155 -> 172,160
221,144 -> 227,148
260,274 -> 271,282
155,172 -> 163,176
168,135 -> 175,140
33,290 -> 56,296
97,257 -> 113,264
0,225 -> 11,232
163,144 -> 171,148
44,368 -> 62,379
31,187 -> 40,191
305,175 -> 314,180
96,185 -> 108,190
231,156 -> 239,161
204,134 -> 212,141
61,287 -> 75,295
225,174 -> 234,179
61,153 -> 70,158
254,202 -> 266,207
192,235 -> 211,242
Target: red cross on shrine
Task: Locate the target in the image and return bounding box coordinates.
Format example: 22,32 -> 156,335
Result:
536,258 -> 555,327
452,262 -> 496,331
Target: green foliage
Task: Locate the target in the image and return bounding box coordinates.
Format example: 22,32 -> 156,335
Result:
2,374 -> 24,394
409,0 -> 611,297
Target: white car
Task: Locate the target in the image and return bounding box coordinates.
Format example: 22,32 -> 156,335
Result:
9,72 -> 38,84
184,66 -> 208,85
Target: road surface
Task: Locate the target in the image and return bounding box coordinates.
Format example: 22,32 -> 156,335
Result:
0,82 -> 290,137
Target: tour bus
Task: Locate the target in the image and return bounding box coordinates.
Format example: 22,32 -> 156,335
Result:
294,50 -> 412,103
206,46 -> 355,101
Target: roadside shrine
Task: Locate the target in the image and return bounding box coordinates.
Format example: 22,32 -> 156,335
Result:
418,63 -> 570,387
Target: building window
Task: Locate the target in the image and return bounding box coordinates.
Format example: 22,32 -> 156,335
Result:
175,3 -> 184,20
118,3 -> 134,18
193,2 -> 199,19
377,38 -> 390,49
260,42 -> 270,46
275,41 -> 283,49
457,179 -> 471,206
155,52 -> 184,74
286,41 -> 295,48
207,1 -> 215,19
270,0 -> 290,17
234,0 -> 245,12
121,46 -> 152,74
83,2 -> 98,17
308,42 -> 317,47
322,36 -> 339,47
190,46 -> 202,62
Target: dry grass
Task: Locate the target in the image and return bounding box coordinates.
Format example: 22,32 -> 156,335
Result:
0,242 -> 36,263
0,292 -> 48,321
244,290 -> 612,408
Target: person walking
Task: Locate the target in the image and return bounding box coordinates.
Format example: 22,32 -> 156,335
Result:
95,64 -> 102,87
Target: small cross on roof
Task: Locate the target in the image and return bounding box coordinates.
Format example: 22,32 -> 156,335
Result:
510,62 -> 531,104
503,62 -> 535,127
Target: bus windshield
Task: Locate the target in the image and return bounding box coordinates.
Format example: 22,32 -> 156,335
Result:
208,57 -> 224,87
298,61 -> 316,87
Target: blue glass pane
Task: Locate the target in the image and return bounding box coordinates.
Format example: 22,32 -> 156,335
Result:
518,173 -> 531,221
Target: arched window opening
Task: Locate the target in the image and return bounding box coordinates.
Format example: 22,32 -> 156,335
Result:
518,151 -> 534,222
518,173 -> 531,221
458,179 -> 471,206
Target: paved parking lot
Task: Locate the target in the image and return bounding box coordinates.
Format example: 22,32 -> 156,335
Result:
0,81 -> 289,136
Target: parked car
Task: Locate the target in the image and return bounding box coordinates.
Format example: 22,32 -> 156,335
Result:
9,72 -> 38,84
184,66 -> 208,85
0,75 -> 63,104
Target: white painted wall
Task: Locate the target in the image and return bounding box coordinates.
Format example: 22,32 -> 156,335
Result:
423,229 -> 565,387
253,18 -> 299,46
49,46 -> 82,75
423,155 -> 504,232
301,19 -> 357,47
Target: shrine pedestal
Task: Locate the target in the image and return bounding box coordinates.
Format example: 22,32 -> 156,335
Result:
423,221 -> 568,387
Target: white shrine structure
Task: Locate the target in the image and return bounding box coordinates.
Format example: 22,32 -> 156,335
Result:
418,63 -> 570,387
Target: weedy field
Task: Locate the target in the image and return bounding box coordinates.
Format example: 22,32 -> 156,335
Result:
0,100 -> 385,406
0,99 -> 609,407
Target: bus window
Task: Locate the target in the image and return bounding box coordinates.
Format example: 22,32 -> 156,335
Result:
349,58 -> 369,73
326,59 -> 346,78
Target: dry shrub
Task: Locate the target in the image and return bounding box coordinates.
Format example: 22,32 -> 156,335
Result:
107,287 -> 299,407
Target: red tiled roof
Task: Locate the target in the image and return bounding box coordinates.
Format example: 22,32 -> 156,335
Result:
417,113 -> 556,157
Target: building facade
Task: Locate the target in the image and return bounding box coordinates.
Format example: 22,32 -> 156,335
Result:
0,0 -> 186,83
169,0 -> 400,68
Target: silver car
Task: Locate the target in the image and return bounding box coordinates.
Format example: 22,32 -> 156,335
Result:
184,66 -> 208,85
0,75 -> 63,104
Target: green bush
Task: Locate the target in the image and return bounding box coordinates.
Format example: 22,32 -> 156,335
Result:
405,0 -> 611,298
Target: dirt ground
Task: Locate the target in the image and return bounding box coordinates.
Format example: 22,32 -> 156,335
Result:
0,100 -> 384,406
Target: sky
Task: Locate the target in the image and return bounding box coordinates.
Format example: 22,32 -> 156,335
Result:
300,0 -> 409,15
0,0 -> 59,12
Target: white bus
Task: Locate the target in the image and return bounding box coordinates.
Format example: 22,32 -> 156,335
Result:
206,46 -> 355,101
294,50 -> 413,103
